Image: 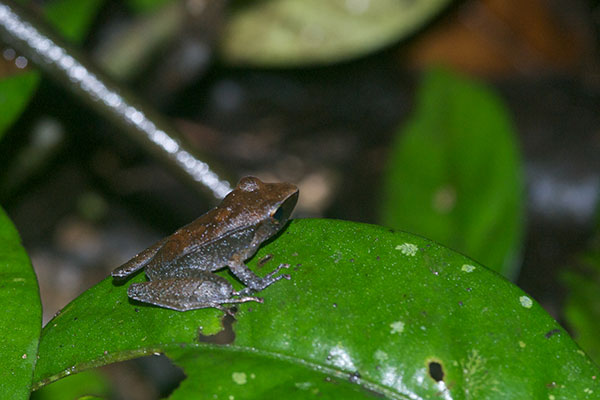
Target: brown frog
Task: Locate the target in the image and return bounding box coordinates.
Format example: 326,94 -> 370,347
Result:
112,176 -> 299,312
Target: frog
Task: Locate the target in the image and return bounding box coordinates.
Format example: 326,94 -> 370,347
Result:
112,176 -> 299,312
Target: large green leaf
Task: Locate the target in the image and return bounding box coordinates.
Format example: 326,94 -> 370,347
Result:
33,219 -> 598,398
0,206 -> 42,398
0,71 -> 40,142
220,0 -> 451,66
381,67 -> 523,279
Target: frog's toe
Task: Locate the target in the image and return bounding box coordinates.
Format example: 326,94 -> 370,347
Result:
231,292 -> 264,303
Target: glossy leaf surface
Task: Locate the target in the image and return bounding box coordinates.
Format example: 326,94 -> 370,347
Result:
34,219 -> 598,398
220,0 -> 450,66
381,67 -> 523,278
168,349 -> 382,399
0,206 -> 42,398
31,369 -> 111,400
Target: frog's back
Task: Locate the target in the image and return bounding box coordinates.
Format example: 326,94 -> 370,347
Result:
144,206 -> 258,279
172,205 -> 237,249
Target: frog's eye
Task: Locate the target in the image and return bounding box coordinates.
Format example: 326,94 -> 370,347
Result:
270,191 -> 298,224
272,206 -> 285,223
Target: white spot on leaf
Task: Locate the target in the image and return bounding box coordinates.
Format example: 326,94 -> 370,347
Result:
390,321 -> 404,334
460,349 -> 499,396
396,243 -> 418,256
519,296 -> 533,308
461,264 -> 476,273
232,372 -> 247,385
328,345 -> 356,370
295,382 -> 312,390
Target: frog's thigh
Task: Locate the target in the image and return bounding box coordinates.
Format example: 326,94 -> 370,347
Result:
128,277 -> 260,311
145,258 -> 218,280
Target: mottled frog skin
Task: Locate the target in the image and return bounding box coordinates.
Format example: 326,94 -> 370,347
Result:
112,177 -> 299,312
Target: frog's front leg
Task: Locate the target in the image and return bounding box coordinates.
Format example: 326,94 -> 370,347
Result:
228,255 -> 291,294
127,273 -> 262,312
112,238 -> 166,278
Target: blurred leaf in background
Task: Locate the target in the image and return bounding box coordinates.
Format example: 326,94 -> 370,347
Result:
380,67 -> 524,279
125,0 -> 171,14
0,71 -> 40,142
562,231 -> 600,366
220,0 -> 451,66
43,0 -> 105,44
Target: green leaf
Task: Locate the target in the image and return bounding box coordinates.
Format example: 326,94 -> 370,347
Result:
380,67 -> 524,279
0,206 -> 42,398
33,219 -> 597,398
0,71 -> 40,142
563,242 -> 600,365
44,0 -> 105,43
220,0 -> 451,66
31,370 -> 111,400
167,349 -> 382,399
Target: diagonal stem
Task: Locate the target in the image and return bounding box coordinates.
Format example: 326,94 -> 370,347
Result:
0,0 -> 232,200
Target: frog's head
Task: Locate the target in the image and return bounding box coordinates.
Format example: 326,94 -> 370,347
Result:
223,176 -> 299,236
239,176 -> 298,226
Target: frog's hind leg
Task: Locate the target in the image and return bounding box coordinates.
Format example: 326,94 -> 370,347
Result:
127,276 -> 262,312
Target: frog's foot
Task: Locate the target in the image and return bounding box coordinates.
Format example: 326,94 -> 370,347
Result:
263,263 -> 291,284
220,295 -> 265,316
127,277 -> 262,312
237,263 -> 291,296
